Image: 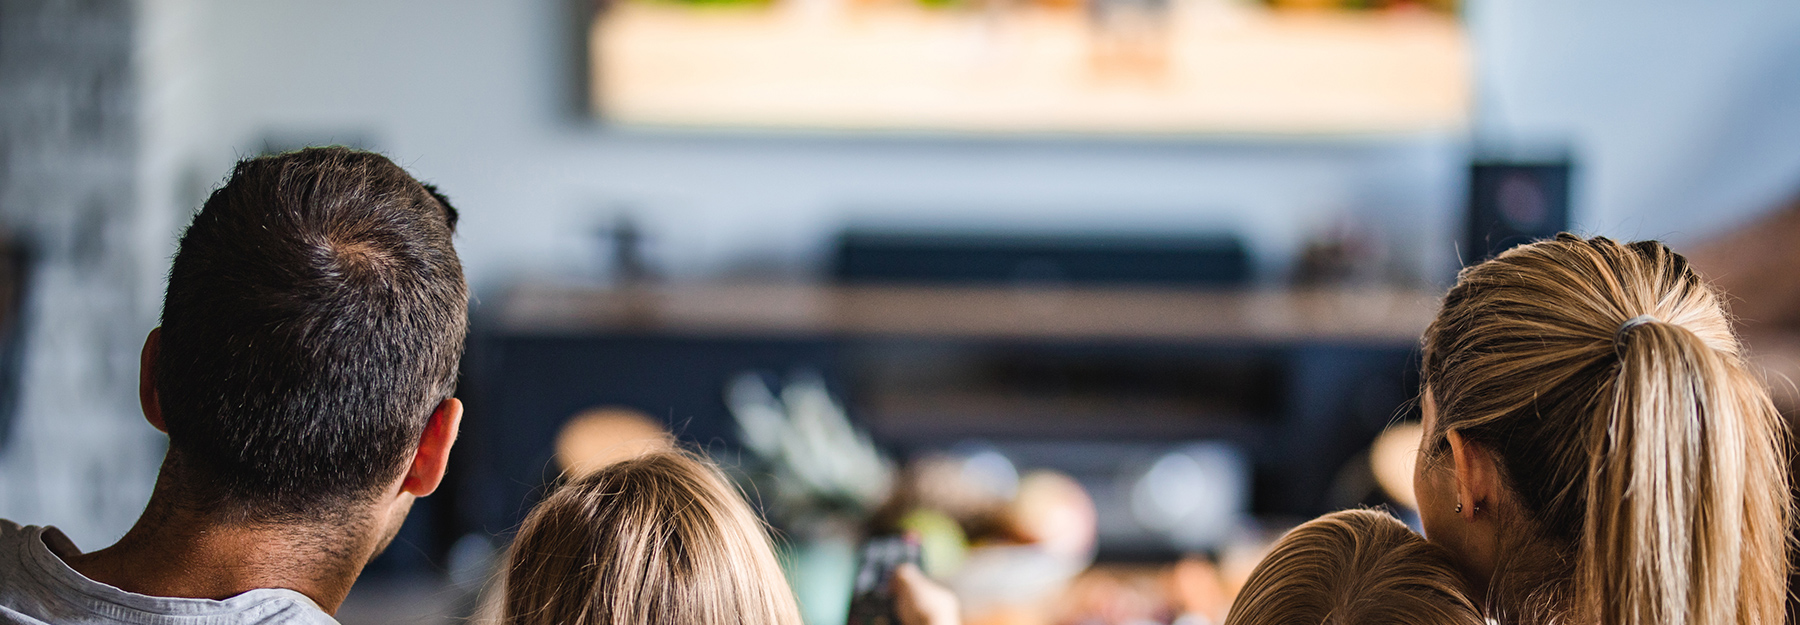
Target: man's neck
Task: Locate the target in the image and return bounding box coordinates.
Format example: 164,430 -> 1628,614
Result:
57,492 -> 379,614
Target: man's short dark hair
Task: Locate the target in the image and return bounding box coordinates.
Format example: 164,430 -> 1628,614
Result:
157,147 -> 467,518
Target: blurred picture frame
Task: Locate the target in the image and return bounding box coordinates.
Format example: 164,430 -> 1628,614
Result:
583,0 -> 1471,136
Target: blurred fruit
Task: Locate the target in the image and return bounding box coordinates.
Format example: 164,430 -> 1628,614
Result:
898,508 -> 971,577
911,450 -> 1017,527
1004,470 -> 1097,561
554,407 -> 670,477
1370,422 -> 1423,510
1168,557 -> 1230,624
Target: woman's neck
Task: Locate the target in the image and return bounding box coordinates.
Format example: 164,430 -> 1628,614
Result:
1484,533 -> 1580,625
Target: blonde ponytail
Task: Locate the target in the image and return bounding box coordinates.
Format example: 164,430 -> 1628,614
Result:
1422,235 -> 1789,625
1590,320 -> 1786,624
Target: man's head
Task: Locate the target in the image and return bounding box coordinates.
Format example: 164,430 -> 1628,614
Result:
151,147 -> 468,523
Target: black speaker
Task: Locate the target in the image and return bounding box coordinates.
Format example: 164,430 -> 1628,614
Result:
1465,161 -> 1572,264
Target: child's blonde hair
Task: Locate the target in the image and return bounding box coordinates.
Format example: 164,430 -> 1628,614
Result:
501,450 -> 804,625
1225,509 -> 1482,625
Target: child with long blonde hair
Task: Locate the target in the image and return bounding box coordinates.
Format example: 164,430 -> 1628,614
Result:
500,450 -> 804,625
498,449 -> 959,625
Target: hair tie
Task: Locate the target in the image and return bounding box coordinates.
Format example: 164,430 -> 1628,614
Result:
1616,315 -> 1659,343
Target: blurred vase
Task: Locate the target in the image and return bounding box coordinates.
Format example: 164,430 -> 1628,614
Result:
781,519 -> 860,625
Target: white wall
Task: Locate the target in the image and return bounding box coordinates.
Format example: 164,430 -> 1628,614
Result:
145,0 -> 1468,294
145,0 -> 1800,295
1468,0 -> 1800,240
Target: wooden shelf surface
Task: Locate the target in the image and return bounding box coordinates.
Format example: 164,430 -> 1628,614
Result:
497,282 -> 1440,343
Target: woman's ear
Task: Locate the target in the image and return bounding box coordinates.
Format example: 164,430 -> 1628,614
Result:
1446,429 -> 1499,521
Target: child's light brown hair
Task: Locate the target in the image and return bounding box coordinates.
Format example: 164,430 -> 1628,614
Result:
501,450 -> 804,625
1224,509 -> 1482,625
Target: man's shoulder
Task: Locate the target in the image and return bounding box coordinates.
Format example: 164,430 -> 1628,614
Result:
0,594 -> 339,625
0,518 -> 41,574
0,519 -> 337,625
0,520 -> 64,625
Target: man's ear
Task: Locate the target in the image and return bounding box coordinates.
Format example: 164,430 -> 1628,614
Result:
401,398 -> 463,497
1446,429 -> 1498,521
140,328 -> 166,433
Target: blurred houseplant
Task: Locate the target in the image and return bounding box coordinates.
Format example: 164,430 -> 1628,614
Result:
727,372 -> 895,625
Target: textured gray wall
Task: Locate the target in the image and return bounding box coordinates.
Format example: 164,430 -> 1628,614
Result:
0,0 -> 164,547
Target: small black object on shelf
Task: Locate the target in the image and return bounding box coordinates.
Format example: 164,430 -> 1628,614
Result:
1465,159 -> 1573,264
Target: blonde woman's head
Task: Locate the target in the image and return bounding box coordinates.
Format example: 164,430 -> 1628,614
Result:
1417,234 -> 1788,624
501,450 -> 803,625
1225,509 -> 1481,625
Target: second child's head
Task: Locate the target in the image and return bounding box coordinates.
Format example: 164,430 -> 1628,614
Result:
502,451 -> 803,625
1225,509 -> 1481,625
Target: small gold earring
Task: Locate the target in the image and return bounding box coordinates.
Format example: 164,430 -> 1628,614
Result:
1455,502 -> 1463,514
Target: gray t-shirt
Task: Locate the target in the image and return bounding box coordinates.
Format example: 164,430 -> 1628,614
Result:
0,520 -> 338,624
